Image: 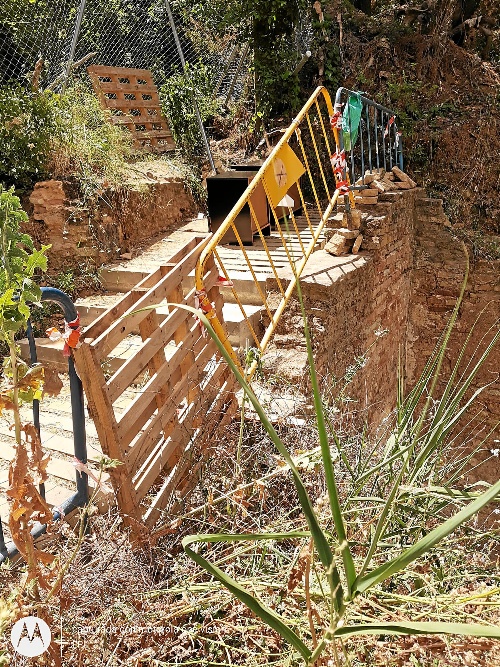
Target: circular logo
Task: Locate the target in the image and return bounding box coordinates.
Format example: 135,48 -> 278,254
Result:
273,157 -> 288,188
10,616 -> 51,657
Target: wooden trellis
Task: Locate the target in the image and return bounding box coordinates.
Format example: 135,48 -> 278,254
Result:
88,65 -> 176,151
73,237 -> 236,534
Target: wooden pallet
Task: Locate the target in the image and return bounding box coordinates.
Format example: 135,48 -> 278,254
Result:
88,65 -> 176,152
73,237 -> 236,536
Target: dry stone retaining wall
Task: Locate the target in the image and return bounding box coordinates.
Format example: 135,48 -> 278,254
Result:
266,189 -> 499,464
25,175 -> 196,272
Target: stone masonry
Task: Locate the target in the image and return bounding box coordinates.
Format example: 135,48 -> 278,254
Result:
265,188 -> 500,477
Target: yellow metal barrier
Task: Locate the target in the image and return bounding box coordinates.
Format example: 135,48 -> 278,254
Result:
195,86 -> 353,378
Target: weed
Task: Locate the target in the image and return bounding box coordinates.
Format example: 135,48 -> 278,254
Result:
181,253 -> 500,665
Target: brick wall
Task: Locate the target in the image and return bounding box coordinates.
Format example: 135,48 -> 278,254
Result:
25,176 -> 196,272
265,189 -> 500,459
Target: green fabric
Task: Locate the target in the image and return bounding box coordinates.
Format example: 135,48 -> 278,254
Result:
342,93 -> 363,151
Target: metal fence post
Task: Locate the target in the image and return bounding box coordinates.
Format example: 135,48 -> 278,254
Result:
164,0 -> 216,172
62,0 -> 87,93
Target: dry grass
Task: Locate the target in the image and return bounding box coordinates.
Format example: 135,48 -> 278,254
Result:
1,374 -> 499,666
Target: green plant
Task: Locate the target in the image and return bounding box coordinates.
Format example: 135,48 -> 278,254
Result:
0,185 -> 50,590
0,83 -> 132,196
180,252 -> 500,665
160,62 -> 220,159
0,84 -> 61,189
48,83 -> 133,200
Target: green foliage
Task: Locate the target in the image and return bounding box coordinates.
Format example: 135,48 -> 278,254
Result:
181,257 -> 500,664
386,76 -> 424,130
160,62 -> 219,159
0,185 -> 49,341
48,83 -> 133,199
0,85 -> 61,188
0,83 -> 132,195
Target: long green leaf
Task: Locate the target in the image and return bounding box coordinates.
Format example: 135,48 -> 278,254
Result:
294,270 -> 357,598
145,304 -> 343,607
183,533 -> 312,661
335,621 -> 500,639
136,304 -> 334,564
354,475 -> 500,594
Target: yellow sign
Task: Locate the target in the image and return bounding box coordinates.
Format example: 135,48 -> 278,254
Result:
263,143 -> 305,208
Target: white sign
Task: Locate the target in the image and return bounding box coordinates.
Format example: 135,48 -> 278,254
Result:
10,616 -> 51,657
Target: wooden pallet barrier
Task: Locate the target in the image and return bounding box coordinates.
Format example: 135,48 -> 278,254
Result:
73,237 -> 236,535
88,65 -> 176,152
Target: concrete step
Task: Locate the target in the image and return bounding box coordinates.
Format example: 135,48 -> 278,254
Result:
223,303 -> 263,348
76,295 -> 263,348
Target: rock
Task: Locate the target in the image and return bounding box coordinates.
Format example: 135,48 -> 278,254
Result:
352,234 -> 363,253
343,209 -> 362,229
390,180 -> 414,190
354,197 -> 379,206
370,179 -> 390,193
392,166 -> 416,187
335,228 -> 359,239
325,232 -> 354,256
120,252 -> 133,260
358,188 -> 378,198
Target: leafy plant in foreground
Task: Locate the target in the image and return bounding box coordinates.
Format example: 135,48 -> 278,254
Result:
180,252 -> 500,665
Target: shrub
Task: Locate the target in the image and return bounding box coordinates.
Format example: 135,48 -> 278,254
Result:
0,85 -> 60,189
0,83 -> 132,195
160,61 -> 219,159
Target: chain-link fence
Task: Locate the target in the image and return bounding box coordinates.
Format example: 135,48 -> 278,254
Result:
0,0 -> 248,101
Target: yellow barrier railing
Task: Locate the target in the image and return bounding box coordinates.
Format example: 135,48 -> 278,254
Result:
195,86 -> 353,378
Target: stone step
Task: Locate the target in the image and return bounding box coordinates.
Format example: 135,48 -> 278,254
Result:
19,334 -> 144,374
222,303 -> 263,349
76,295 -> 263,347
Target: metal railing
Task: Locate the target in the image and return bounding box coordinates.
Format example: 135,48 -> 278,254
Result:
0,288 -> 88,563
194,86 -> 402,379
334,87 -> 403,193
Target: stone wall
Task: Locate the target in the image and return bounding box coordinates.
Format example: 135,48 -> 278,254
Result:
407,198 -> 500,484
25,174 -> 196,272
265,189 -> 500,456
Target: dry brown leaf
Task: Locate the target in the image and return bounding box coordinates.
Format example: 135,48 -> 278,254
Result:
0,393 -> 15,415
16,363 -> 44,392
7,434 -> 55,582
42,366 -> 63,397
22,423 -> 50,485
287,542 -> 311,594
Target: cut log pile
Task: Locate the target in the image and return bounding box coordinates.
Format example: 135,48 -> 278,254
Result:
324,166 -> 417,257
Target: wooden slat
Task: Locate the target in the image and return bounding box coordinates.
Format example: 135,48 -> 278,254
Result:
92,237 -> 208,358
103,98 -> 161,109
116,323 -> 202,445
106,265 -> 218,405
85,240 -> 200,340
126,337 -> 217,475
133,357 -> 228,501
73,342 -> 142,526
88,65 -> 153,77
145,376 -> 236,526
